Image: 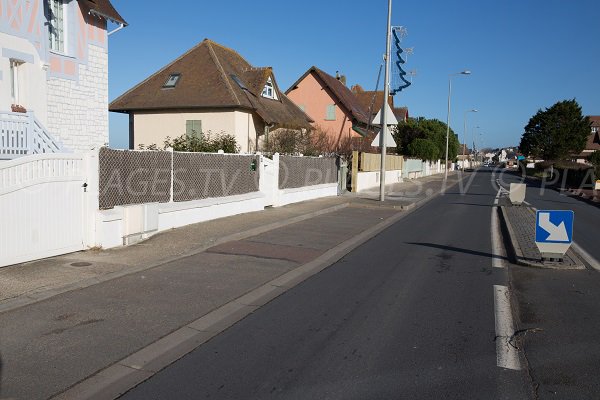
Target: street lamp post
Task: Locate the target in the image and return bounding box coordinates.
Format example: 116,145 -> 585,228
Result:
378,0 -> 393,202
472,125 -> 480,166
444,70 -> 471,180
463,109 -> 477,169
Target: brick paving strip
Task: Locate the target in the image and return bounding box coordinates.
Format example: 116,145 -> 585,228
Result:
499,200 -> 584,270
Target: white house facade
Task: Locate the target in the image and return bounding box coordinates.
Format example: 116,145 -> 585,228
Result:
0,0 -> 126,159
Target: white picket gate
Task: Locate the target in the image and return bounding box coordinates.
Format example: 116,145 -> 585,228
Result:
259,155 -> 277,207
0,154 -> 88,267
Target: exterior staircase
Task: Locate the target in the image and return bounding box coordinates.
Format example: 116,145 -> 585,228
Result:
0,111 -> 65,159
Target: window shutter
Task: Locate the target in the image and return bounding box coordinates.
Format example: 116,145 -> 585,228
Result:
186,120 -> 202,137
326,105 -> 336,120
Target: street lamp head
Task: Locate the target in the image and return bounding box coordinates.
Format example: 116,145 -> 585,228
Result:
461,70 -> 471,75
472,109 -> 478,112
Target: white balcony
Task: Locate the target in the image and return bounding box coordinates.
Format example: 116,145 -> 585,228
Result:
0,111 -> 65,160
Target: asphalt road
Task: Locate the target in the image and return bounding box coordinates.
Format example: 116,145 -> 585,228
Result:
120,170 -> 532,400
492,167 -> 600,398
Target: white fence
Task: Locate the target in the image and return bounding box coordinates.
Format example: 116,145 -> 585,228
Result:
1,151 -> 339,267
0,154 -> 89,267
0,111 -> 64,160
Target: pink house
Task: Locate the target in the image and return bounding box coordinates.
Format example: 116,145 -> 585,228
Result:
285,66 -> 371,148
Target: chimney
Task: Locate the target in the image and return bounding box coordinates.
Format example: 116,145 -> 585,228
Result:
335,71 -> 347,86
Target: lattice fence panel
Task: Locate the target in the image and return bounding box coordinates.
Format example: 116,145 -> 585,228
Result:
99,148 -> 172,210
279,156 -> 337,189
173,152 -> 260,202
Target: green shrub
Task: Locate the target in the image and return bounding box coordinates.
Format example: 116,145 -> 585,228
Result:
139,130 -> 240,153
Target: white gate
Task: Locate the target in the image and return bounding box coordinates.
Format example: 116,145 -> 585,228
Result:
259,155 -> 277,207
0,154 -> 87,267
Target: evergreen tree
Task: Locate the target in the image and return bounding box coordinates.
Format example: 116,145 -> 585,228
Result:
520,99 -> 590,160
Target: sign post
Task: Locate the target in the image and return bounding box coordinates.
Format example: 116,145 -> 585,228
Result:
535,210 -> 574,260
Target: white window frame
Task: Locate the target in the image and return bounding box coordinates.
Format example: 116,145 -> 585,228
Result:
47,0 -> 66,53
9,60 -> 23,105
261,77 -> 278,100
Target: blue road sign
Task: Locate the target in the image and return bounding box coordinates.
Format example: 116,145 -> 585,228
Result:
535,210 -> 574,244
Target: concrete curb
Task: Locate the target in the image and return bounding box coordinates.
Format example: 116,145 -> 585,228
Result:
498,206 -> 585,270
0,202 -> 350,315
499,205 -> 525,265
51,179 -> 460,400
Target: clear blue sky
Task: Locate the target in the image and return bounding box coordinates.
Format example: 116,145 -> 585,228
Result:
108,0 -> 600,150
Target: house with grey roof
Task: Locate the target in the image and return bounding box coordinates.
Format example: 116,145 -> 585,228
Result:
110,39 -> 312,153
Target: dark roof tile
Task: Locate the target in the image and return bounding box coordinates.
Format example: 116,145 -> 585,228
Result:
110,39 -> 312,128
78,0 -> 126,25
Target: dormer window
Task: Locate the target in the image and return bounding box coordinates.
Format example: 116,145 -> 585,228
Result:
261,77 -> 278,100
163,73 -> 181,88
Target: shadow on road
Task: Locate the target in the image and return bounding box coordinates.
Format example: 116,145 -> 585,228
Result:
405,242 -> 509,261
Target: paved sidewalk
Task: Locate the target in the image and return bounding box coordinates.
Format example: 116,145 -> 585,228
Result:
0,173 -> 460,400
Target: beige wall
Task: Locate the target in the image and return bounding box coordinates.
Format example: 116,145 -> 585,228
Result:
133,110 -> 262,153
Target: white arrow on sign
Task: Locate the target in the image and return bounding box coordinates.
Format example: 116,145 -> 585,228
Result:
538,212 -> 569,241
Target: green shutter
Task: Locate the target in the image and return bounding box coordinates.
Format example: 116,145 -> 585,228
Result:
326,105 -> 336,120
186,120 -> 202,137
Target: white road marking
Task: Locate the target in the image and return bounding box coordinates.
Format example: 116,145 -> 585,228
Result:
572,242 -> 600,271
494,285 -> 521,370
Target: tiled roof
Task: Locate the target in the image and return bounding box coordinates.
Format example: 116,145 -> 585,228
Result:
393,107 -> 408,122
352,90 -> 394,119
109,39 -> 312,128
584,132 -> 600,151
286,66 -> 370,125
585,116 -> 600,152
78,0 -> 127,25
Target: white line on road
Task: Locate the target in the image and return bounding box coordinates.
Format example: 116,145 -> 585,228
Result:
572,242 -> 600,271
494,285 -> 521,370
491,187 -> 505,269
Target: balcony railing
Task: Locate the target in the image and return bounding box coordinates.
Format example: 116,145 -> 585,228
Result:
0,111 -> 65,160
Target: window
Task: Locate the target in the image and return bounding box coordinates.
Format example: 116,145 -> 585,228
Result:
325,104 -> 336,121
592,127 -> 598,133
261,77 -> 277,100
231,74 -> 248,90
163,73 -> 181,88
9,60 -> 23,105
186,120 -> 202,137
46,0 -> 65,53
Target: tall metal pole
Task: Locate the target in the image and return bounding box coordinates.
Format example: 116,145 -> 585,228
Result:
379,0 -> 392,202
444,78 -> 452,180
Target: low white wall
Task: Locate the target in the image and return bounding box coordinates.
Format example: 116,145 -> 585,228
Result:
355,169 -> 403,192
158,193 -> 265,231
95,192 -> 265,249
3,151 -> 342,263
275,183 -> 338,207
